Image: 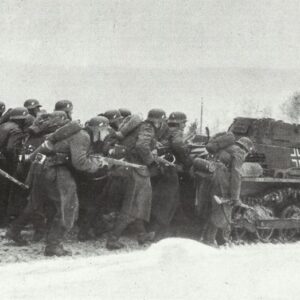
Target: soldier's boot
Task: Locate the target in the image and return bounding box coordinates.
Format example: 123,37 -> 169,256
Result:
202,222 -> 218,247
44,244 -> 72,257
106,214 -> 132,250
106,235 -> 125,250
45,218 -> 71,256
137,231 -> 156,245
5,226 -> 28,246
133,218 -> 155,245
131,218 -> 156,245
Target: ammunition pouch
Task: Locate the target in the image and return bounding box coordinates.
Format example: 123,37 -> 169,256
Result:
35,152 -> 70,167
46,153 -> 70,167
193,157 -> 216,173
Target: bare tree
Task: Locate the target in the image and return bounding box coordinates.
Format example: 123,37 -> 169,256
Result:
281,92 -> 300,123
187,119 -> 198,135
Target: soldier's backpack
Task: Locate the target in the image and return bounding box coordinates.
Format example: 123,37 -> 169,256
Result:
47,120 -> 82,144
118,114 -> 143,138
206,131 -> 235,154
29,111 -> 69,136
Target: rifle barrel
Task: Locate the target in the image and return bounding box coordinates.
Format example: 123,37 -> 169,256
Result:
0,168 -> 29,190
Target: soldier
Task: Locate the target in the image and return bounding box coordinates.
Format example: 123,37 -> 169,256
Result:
6,113 -> 35,221
6,111 -> 70,244
106,108 -> 167,250
25,111 -> 108,256
202,136 -> 254,246
0,102 -> 6,118
24,99 -> 42,118
76,116 -> 111,241
54,100 -> 73,120
150,112 -> 192,237
165,112 -> 191,169
0,107 -> 29,224
100,109 -> 143,216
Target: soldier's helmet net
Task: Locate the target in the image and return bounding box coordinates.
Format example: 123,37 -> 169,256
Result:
167,112 -> 187,124
103,110 -> 122,124
24,99 -> 41,109
54,100 -> 73,112
236,137 -> 255,153
9,107 -> 29,120
147,109 -> 167,122
0,101 -> 5,113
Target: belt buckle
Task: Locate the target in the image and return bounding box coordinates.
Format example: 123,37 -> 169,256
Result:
35,153 -> 46,164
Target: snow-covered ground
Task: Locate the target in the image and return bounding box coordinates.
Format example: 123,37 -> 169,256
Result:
1,238 -> 300,300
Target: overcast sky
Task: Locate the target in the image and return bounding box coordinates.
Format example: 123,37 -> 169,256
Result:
1,0 -> 300,129
1,0 -> 300,69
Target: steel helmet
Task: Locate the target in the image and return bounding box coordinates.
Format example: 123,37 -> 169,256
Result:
167,111 -> 187,124
54,100 -> 73,112
24,99 -> 41,109
9,107 -> 29,120
236,137 -> 255,153
119,108 -> 132,118
87,116 -> 109,127
147,109 -> 167,122
103,110 -> 122,124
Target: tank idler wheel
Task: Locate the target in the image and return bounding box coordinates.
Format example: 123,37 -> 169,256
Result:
279,205 -> 300,242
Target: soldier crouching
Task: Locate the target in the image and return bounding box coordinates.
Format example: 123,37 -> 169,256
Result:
201,135 -> 255,246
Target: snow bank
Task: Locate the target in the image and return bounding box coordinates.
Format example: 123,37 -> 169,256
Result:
1,238 -> 300,300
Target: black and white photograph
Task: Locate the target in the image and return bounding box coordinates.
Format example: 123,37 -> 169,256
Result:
1,1 -> 300,299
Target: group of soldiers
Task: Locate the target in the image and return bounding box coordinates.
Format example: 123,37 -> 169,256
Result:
0,99 -> 255,256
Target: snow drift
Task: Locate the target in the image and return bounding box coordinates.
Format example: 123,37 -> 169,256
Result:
1,238 -> 300,300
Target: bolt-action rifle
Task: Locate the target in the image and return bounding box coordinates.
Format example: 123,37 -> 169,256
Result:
90,155 -> 147,170
0,167 -> 29,190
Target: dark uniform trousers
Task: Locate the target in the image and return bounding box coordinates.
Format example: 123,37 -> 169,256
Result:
77,175 -> 108,236
44,165 -> 78,246
111,168 -> 152,239
150,166 -> 180,232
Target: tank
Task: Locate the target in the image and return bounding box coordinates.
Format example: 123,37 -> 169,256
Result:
227,117 -> 300,242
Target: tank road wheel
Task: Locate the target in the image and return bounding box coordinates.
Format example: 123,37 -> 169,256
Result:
255,227 -> 274,243
255,207 -> 275,243
232,206 -> 248,241
279,205 -> 300,242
